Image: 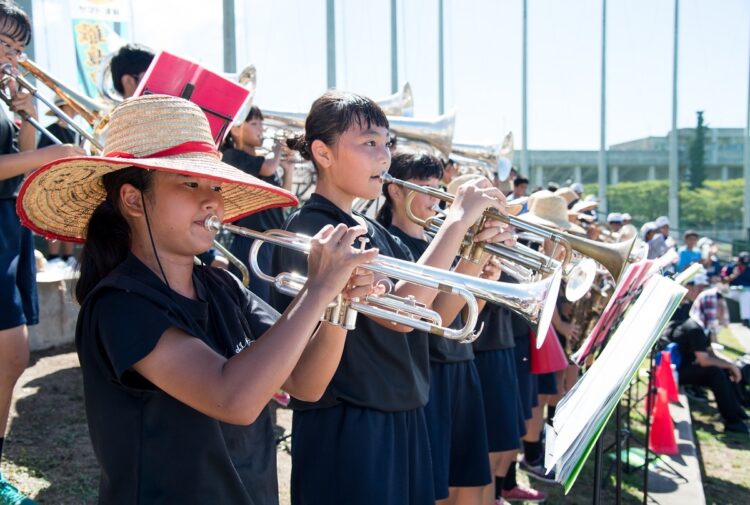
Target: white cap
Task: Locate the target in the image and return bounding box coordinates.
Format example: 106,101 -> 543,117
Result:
570,182 -> 584,194
655,216 -> 670,228
607,212 -> 623,223
640,221 -> 657,239
622,212 -> 632,221
690,273 -> 710,286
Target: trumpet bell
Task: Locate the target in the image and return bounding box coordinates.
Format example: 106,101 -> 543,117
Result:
564,257 -> 597,302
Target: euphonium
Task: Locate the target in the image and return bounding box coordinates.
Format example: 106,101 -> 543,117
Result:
205,216 -> 560,347
451,131 -> 514,182
375,82 -> 414,117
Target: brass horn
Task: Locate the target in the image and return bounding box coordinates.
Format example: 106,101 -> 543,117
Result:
388,109 -> 455,159
375,82 -> 414,117
0,61 -> 104,151
451,131 -> 514,182
384,173 -> 635,283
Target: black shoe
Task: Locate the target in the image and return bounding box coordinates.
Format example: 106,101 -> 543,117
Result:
519,458 -> 557,484
724,421 -> 749,434
685,386 -> 709,403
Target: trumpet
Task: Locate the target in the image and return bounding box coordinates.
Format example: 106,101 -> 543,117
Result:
205,216 -> 560,347
406,195 -> 595,302
382,173 -> 636,283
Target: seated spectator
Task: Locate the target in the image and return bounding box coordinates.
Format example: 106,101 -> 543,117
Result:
668,275 -> 748,433
606,212 -> 623,234
724,251 -> 750,327
690,285 -> 729,341
622,212 -> 632,225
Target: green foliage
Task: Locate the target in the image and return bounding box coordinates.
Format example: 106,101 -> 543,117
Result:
583,178 -> 744,230
688,111 -> 707,189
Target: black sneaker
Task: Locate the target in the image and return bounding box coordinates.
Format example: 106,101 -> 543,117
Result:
684,386 -> 709,403
724,421 -> 749,434
519,458 -> 557,484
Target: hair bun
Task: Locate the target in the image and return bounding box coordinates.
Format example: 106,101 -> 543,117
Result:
286,134 -> 311,160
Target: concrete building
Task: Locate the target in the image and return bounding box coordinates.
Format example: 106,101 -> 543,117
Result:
522,128 -> 744,187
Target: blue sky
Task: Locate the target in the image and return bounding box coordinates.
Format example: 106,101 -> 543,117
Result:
111,0 -> 750,150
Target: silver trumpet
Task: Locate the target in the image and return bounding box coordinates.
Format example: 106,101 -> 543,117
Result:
205,216 -> 559,347
205,216 -> 478,343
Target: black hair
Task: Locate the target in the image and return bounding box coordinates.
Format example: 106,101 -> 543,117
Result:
513,177 -> 529,187
286,90 -> 389,171
221,105 -> 264,151
0,1 -> 31,46
110,44 -> 155,95
75,167 -> 154,303
376,150 -> 443,228
547,181 -> 560,192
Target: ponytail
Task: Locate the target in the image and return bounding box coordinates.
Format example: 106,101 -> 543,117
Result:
376,189 -> 395,228
75,167 -> 153,303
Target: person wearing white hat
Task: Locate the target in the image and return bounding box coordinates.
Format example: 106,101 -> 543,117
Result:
621,212 -> 632,225
570,182 -> 584,196
19,95 -> 382,504
606,212 -> 623,234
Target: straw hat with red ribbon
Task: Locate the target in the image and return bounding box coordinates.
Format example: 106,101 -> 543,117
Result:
18,94 -> 298,243
518,190 -> 584,234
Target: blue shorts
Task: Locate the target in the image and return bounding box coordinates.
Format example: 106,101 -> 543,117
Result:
423,361 -> 491,498
474,349 -> 526,452
513,333 -> 534,420
536,371 -> 558,396
291,404 -> 435,505
0,199 -> 38,330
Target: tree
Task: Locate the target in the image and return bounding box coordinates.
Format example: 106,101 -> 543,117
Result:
688,111 -> 707,189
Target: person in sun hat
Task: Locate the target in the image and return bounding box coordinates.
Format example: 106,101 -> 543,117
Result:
18,94 -> 379,505
515,190 -> 584,485
554,186 -> 579,209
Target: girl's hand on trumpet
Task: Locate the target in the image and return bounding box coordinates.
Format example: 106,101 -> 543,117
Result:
305,223 -> 379,300
447,176 -> 509,229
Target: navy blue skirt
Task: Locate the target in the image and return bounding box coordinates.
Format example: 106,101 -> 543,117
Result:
513,333 -> 534,420
291,404 -> 435,505
0,199 -> 38,330
423,361 -> 491,498
536,371 -> 559,396
474,349 -> 526,452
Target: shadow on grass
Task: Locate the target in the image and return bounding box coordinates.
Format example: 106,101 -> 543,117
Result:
4,348 -> 98,505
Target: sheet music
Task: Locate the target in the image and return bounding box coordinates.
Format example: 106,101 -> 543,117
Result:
544,275 -> 687,492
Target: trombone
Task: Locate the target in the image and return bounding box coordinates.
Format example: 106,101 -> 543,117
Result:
205,216 -> 560,347
382,172 -> 636,283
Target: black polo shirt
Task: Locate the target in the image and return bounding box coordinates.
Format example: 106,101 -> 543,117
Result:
37,122 -> 77,148
471,272 -> 515,352
270,193 -> 430,412
389,225 -> 473,364
672,318 -> 710,369
77,254 -> 279,505
222,148 -> 286,231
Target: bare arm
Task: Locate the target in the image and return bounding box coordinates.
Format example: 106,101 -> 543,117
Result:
258,142 -> 282,177
694,350 -> 742,382
131,224 -> 378,425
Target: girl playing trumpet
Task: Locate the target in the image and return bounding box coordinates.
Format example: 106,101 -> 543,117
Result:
18,94 -> 377,505
272,91 -> 512,505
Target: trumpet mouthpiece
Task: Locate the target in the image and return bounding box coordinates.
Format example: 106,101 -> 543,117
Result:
203,215 -> 221,231
380,172 -> 394,183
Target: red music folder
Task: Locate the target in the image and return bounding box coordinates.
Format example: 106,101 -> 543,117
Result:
134,51 -> 252,146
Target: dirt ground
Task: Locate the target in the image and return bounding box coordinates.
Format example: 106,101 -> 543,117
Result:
0,344 -> 296,505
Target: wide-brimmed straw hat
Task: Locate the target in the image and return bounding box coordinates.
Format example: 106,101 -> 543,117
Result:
18,95 -> 298,242
554,187 -> 578,205
518,190 -> 584,234
571,199 -> 597,213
